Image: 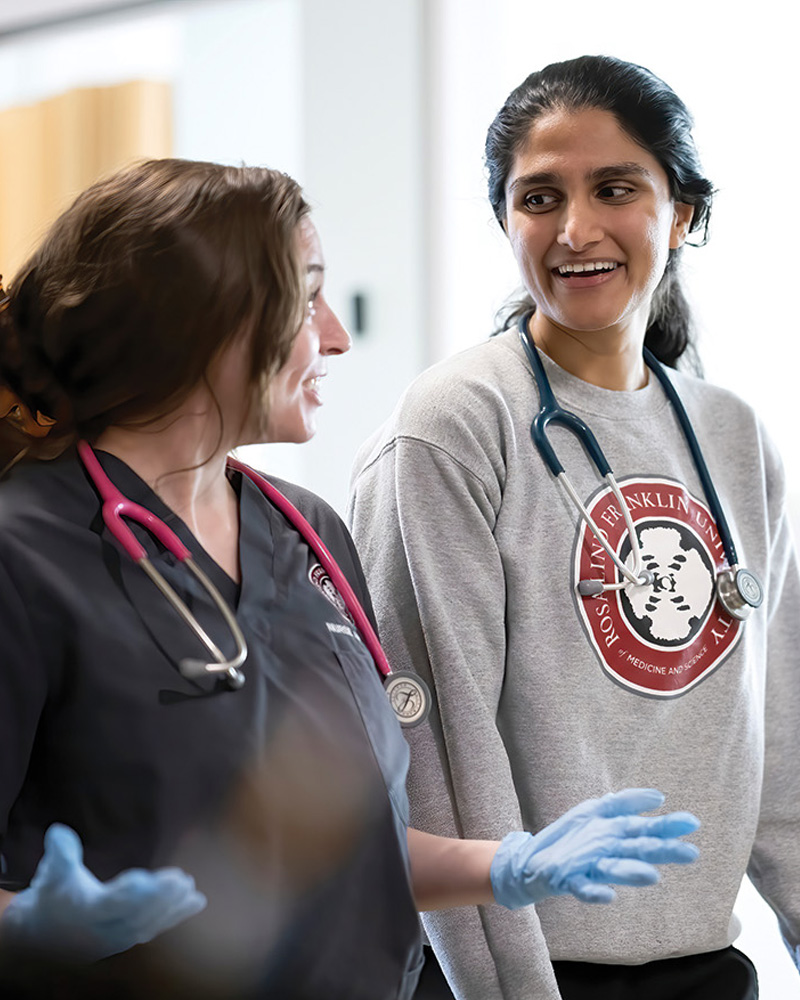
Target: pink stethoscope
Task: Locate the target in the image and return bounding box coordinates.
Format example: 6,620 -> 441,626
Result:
77,441 -> 430,727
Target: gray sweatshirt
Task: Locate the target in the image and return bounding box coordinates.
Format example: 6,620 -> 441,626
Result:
348,330 -> 800,1000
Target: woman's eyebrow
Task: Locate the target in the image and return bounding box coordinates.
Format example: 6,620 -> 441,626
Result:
507,171 -> 560,194
508,162 -> 652,195
588,162 -> 651,183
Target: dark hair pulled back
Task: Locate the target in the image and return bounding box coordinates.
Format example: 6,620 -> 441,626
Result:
485,55 -> 714,368
0,158 -> 310,467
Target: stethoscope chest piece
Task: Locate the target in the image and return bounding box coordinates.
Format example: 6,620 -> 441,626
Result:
383,670 -> 431,728
716,567 -> 764,621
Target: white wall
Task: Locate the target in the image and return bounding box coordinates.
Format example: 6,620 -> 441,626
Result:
240,0 -> 426,511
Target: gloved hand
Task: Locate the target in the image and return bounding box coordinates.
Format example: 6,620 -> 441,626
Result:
1,823 -> 207,961
491,788 -> 700,909
781,934 -> 800,973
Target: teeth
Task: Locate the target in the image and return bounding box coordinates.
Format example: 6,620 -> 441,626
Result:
557,261 -> 618,275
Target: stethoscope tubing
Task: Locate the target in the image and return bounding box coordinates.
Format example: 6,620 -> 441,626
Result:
518,314 -> 739,572
225,456 -> 391,678
517,313 -> 764,619
642,347 -> 739,569
78,440 -> 248,686
77,442 -> 391,688
518,324 -> 611,478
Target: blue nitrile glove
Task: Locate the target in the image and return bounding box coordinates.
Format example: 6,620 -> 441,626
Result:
780,931 -> 800,973
1,823 -> 207,961
491,788 -> 700,909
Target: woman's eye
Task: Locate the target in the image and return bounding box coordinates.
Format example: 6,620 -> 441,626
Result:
523,191 -> 558,211
598,184 -> 634,200
305,292 -> 320,321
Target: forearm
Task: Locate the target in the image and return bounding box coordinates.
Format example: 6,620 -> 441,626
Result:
408,827 -> 497,911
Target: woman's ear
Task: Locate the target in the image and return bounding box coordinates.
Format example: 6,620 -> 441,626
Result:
669,202 -> 694,249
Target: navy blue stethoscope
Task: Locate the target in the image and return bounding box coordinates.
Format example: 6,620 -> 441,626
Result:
77,441 -> 431,726
517,312 -> 764,621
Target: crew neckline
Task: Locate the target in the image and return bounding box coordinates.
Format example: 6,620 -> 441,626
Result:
501,328 -> 671,421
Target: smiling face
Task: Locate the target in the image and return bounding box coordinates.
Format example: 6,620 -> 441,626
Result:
264,219 -> 351,443
504,107 -> 693,350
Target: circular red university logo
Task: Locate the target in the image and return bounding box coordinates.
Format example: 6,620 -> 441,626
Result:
573,477 -> 742,697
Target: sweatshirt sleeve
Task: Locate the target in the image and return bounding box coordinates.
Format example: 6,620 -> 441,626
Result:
349,429 -> 562,1000
745,435 -> 800,972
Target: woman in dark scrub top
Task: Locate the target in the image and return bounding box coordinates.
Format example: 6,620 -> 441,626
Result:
0,159 -> 700,999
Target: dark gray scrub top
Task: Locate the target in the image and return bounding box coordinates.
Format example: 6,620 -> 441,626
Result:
0,451 -> 423,999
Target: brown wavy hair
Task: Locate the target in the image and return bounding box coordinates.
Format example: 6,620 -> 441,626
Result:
0,158 -> 310,467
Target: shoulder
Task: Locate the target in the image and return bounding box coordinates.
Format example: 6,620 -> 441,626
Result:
255,471 -> 377,624
397,330 -> 527,431
669,367 -> 772,457
353,331 -> 529,480
262,474 -> 346,537
0,455 -> 85,540
670,367 -> 786,497
670,367 -> 759,426
251,470 -> 364,571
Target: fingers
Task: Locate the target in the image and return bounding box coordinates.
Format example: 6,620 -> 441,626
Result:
528,788 -> 668,853
591,788 -> 666,818
567,838 -> 698,904
145,882 -> 207,939
612,811 -> 701,839
607,836 -> 700,864
564,874 -> 616,903
35,824 -> 91,889
590,857 -> 661,886
95,867 -> 207,947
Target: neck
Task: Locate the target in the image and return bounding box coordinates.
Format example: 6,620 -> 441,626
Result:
92,387 -> 246,583
530,312 -> 648,391
92,391 -> 238,537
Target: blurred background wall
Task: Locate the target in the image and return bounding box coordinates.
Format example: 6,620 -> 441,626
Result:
0,0 -> 796,994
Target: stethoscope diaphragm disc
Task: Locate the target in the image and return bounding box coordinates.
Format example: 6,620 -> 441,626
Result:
716,567 -> 764,621
383,670 -> 431,728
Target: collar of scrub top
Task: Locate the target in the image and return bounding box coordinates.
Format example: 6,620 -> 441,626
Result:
77,440 -> 393,690
516,312 -> 763,621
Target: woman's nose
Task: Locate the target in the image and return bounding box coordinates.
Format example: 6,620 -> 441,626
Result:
319,303 -> 351,356
556,199 -> 603,252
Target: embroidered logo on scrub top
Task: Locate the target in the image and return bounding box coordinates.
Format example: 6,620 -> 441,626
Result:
573,476 -> 742,698
308,563 -> 357,630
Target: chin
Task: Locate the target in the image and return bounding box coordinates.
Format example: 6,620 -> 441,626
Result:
297,426 -> 316,444
555,313 -> 629,335
285,422 -> 316,445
